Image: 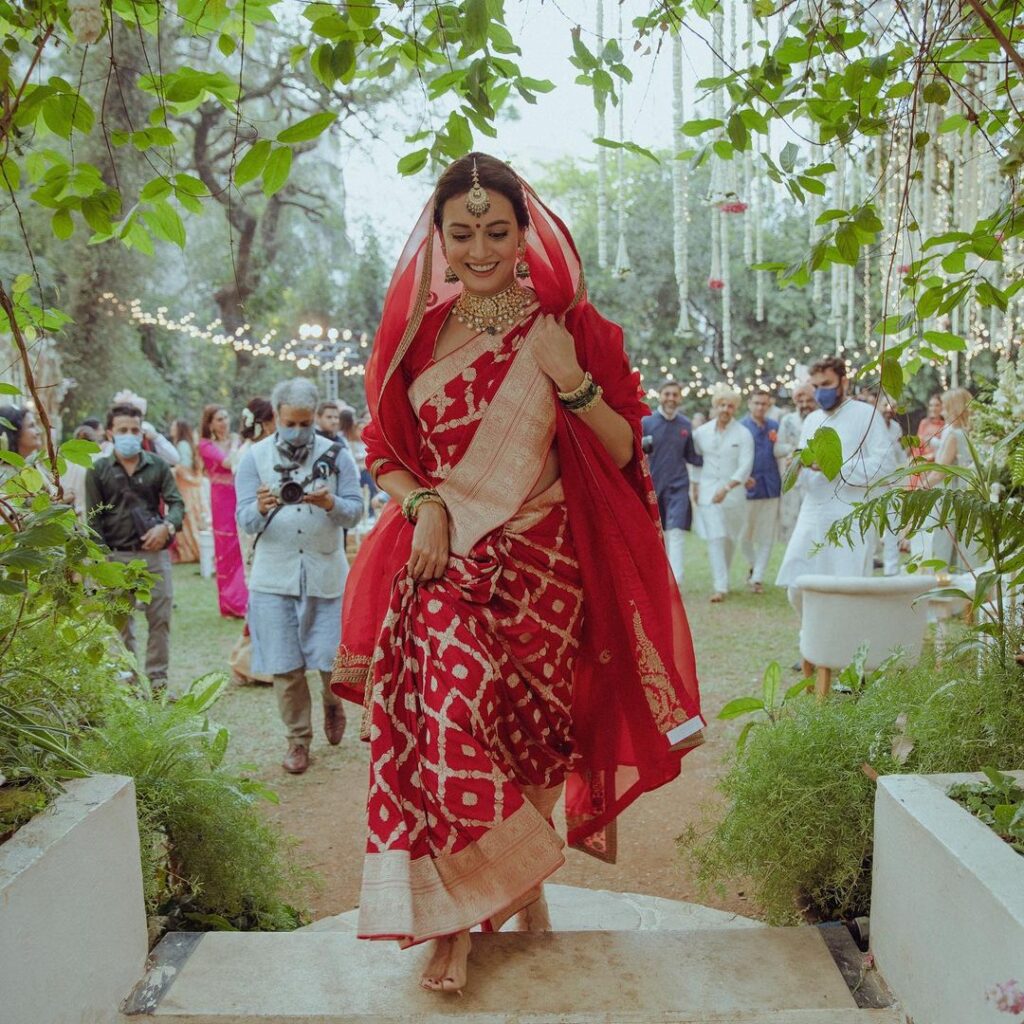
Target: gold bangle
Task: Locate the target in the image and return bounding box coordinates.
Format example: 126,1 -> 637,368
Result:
557,371 -> 592,403
402,487 -> 446,522
571,385 -> 604,413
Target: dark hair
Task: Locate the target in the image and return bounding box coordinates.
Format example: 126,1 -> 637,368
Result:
750,388 -> 773,398
0,404 -> 27,453
241,397 -> 274,441
105,403 -> 143,430
171,418 -> 196,451
432,152 -> 529,231
316,400 -> 339,416
199,403 -> 226,440
808,355 -> 847,380
80,417 -> 101,430
659,380 -> 682,393
338,407 -> 356,433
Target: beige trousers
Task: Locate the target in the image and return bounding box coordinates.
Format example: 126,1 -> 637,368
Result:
273,668 -> 342,744
741,498 -> 780,585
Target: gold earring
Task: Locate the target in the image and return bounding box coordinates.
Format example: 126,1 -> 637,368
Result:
444,264 -> 459,283
515,252 -> 530,279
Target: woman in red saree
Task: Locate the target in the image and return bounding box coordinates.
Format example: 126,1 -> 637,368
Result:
332,154 -> 705,992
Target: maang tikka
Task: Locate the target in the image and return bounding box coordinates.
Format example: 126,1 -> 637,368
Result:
465,159 -> 490,217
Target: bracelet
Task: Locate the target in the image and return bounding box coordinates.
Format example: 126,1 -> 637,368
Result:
556,372 -> 593,403
401,487 -> 446,523
569,385 -> 604,413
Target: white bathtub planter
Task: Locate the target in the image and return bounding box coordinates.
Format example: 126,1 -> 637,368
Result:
871,771 -> 1024,1024
0,774 -> 149,1024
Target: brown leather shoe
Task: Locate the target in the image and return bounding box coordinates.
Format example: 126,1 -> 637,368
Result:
324,703 -> 346,746
282,743 -> 309,774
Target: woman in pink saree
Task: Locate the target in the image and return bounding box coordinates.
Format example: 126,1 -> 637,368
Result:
198,404 -> 248,618
332,154 -> 705,992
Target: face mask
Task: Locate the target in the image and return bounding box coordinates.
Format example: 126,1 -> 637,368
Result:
277,424 -> 314,449
113,433 -> 143,458
815,386 -> 841,411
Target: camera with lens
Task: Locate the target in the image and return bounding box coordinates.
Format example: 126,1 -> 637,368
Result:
274,449 -> 337,505
641,434 -> 655,455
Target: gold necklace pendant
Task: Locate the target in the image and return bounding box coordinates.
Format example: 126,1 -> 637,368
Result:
453,282 -> 531,336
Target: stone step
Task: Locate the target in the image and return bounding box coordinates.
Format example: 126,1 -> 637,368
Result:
299,883 -> 763,934
124,926 -> 891,1024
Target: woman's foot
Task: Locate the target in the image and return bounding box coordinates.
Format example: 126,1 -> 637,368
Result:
420,930 -> 471,993
514,891 -> 552,932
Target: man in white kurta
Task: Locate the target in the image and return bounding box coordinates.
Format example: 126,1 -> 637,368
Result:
776,358 -> 892,608
876,394 -> 907,575
693,388 -> 755,601
777,382 -> 817,543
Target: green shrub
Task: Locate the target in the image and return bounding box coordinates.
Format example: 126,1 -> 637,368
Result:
79,675 -> 309,932
680,654 -> 1024,924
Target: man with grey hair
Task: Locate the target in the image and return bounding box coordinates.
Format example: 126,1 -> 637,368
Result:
235,377 -> 363,774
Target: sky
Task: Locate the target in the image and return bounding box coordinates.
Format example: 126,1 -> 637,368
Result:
338,0 -> 714,256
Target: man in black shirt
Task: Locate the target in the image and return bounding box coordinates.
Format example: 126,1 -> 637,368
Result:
85,403 -> 185,691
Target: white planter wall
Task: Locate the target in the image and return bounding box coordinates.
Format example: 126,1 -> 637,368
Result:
0,774 -> 148,1024
871,772 -> 1024,1024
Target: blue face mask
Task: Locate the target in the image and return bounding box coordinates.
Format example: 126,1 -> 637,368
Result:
815,386 -> 841,411
113,433 -> 143,458
277,424 -> 314,449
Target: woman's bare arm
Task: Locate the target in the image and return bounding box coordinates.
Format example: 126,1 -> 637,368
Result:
377,469 -> 450,581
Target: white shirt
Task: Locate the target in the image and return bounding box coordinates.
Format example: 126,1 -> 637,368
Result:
692,418 -> 755,505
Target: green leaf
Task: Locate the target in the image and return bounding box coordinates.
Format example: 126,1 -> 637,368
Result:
143,201 -> 186,248
780,141 -> 798,173
277,112 -> 337,144
464,0 -> 489,50
727,113 -> 748,150
917,285 -> 944,318
397,148 -> 429,175
0,382 -> 21,396
805,426 -> 843,480
881,355 -> 904,399
784,678 -> 811,701
922,80 -> 951,104
941,250 -> 966,274
58,438 -> 100,467
835,222 -> 859,262
717,696 -> 765,720
976,279 -> 1008,311
921,330 -> 967,352
261,146 -> 292,196
234,140 -> 271,187
51,208 -> 74,239
140,177 -> 173,201
217,33 -> 236,57
762,661 -> 781,710
682,118 -> 723,136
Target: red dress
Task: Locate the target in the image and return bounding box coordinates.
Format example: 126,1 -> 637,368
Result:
333,179 -> 705,945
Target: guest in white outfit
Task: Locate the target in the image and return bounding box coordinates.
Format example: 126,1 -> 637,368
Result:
775,356 -> 891,609
777,383 -> 816,543
693,385 -> 755,603
876,393 -> 907,575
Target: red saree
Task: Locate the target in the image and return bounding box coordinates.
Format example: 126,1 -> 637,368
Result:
333,176 -> 705,944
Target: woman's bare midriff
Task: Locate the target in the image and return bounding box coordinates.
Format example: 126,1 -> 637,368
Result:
526,448 -> 560,502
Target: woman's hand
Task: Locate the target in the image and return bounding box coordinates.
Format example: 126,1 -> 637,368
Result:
408,503 -> 449,581
529,313 -> 584,392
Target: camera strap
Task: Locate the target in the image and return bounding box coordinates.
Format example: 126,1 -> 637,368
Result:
251,441 -> 343,552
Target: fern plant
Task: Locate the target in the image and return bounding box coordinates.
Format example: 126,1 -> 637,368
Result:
827,422 -> 1024,668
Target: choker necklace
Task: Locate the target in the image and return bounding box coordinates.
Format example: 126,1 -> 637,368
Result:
452,281 -> 532,336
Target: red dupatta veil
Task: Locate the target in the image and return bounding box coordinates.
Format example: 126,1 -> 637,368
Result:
334,171 -> 705,862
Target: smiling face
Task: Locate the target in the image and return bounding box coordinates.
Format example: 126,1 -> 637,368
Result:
440,190 -> 524,296
659,384 -> 681,414
928,394 -> 943,419
712,395 -> 739,426
793,384 -> 817,416
211,408 -> 230,440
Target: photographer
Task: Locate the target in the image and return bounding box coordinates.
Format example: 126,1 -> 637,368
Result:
85,403 -> 185,692
235,378 -> 363,774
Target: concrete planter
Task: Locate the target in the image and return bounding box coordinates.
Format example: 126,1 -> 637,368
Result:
0,774 -> 149,1024
871,772 -> 1024,1024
